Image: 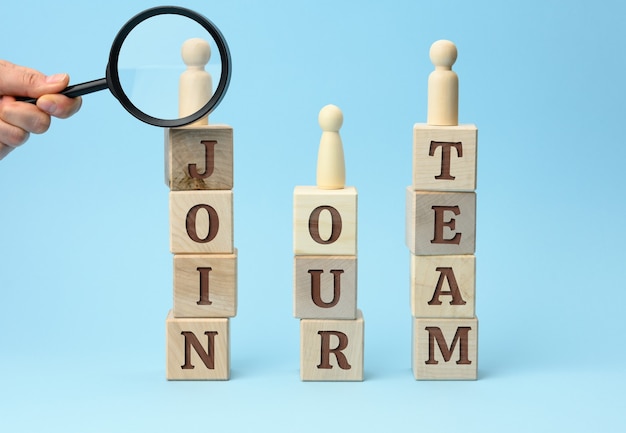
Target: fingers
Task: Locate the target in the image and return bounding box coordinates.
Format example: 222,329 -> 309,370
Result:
0,143 -> 14,159
0,60 -> 70,99
0,94 -> 82,160
37,94 -> 82,119
0,60 -> 82,160
0,96 -> 38,159
0,118 -> 28,160
1,97 -> 51,136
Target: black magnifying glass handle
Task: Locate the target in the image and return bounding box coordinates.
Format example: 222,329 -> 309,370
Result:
16,77 -> 108,104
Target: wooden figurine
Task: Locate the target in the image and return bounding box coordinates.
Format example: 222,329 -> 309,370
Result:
316,104 -> 345,189
179,38 -> 212,125
427,40 -> 458,126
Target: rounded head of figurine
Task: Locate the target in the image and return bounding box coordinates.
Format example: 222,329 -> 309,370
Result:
429,40 -> 457,69
181,38 -> 211,67
318,104 -> 343,132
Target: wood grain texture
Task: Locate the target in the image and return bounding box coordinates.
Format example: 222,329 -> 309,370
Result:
173,251 -> 237,318
410,254 -> 475,318
165,125 -> 233,191
170,190 -> 233,254
412,317 -> 477,380
300,310 -> 364,381
405,188 -> 475,255
294,255 -> 357,319
413,123 -> 477,191
166,310 -> 230,380
293,186 -> 357,256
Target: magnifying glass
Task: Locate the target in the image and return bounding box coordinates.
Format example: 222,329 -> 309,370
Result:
19,6 -> 231,128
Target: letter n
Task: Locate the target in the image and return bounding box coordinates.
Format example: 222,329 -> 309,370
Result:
180,331 -> 218,370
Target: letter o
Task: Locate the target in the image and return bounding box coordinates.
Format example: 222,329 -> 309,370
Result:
308,205 -> 342,244
186,204 -> 219,243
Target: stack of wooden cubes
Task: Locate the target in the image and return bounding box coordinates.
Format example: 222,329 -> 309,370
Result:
294,104 -> 364,381
406,40 -> 478,380
165,124 -> 236,380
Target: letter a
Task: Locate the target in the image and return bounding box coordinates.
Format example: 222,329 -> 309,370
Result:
428,267 -> 466,306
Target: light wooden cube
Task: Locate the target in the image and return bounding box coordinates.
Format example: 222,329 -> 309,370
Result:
406,188 -> 475,255
410,254 -> 475,318
294,186 -> 357,256
300,310 -> 364,381
413,123 -> 477,192
294,255 -> 357,319
166,310 -> 230,380
173,251 -> 237,318
412,317 -> 478,380
165,125 -> 233,191
170,190 -> 233,254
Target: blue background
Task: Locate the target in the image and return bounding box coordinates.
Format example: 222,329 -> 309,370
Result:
1,0 -> 624,431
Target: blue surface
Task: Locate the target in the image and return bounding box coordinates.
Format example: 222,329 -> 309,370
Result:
1,1 -> 625,431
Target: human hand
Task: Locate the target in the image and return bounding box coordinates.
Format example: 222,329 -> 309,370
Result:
0,60 -> 82,159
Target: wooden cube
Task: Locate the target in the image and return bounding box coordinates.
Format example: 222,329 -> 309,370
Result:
173,251 -> 237,318
294,255 -> 357,319
166,310 -> 230,380
410,254 -> 475,318
412,317 -> 478,380
165,125 -> 233,191
294,186 -> 357,256
300,310 -> 364,381
406,188 -> 475,255
413,123 -> 477,191
170,190 -> 233,254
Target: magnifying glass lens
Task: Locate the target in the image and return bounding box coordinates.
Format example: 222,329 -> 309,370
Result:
116,14 -> 221,122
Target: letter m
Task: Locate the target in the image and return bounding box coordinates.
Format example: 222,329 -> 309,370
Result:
425,326 -> 472,365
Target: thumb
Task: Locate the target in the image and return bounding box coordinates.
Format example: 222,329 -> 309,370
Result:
0,60 -> 69,98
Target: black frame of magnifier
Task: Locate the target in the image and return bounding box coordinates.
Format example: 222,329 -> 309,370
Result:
107,5 -> 232,127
